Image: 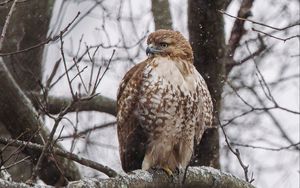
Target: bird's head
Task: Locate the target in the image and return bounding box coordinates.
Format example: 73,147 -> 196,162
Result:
146,29 -> 194,62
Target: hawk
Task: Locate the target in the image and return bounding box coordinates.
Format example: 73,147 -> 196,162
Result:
117,30 -> 213,174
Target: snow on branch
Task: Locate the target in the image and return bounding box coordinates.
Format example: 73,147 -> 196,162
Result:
0,166 -> 255,188
68,167 -> 255,188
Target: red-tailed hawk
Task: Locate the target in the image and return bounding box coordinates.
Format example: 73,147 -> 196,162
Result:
117,30 -> 213,174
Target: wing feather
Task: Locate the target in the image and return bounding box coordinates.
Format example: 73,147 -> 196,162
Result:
117,60 -> 148,172
194,72 -> 213,144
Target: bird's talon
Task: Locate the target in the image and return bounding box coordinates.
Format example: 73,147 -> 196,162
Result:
162,166 -> 173,177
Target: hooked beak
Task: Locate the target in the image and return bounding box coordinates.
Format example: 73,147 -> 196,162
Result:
146,45 -> 162,56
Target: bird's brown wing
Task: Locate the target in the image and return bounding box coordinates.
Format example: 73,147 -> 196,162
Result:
117,60 -> 149,172
194,70 -> 214,144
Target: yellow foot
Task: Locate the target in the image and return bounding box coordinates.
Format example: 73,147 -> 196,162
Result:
162,166 -> 173,176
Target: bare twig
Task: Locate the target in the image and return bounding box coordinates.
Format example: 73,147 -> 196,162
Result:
0,131 -> 27,153
30,102 -> 74,182
63,1 -> 103,38
73,58 -> 88,94
59,121 -> 116,139
245,41 -> 276,104
231,142 -> 300,151
226,34 -> 266,73
87,45 -> 100,93
238,36 -> 267,63
1,129 -> 40,168
40,59 -> 62,108
219,9 -> 300,31
60,33 -> 76,99
0,0 -> 13,6
0,12 -> 80,56
49,62 -> 77,89
95,49 -> 115,89
46,59 -> 61,89
219,119 -> 254,183
70,65 -> 88,83
0,0 -> 18,51
91,49 -> 116,94
49,41 -> 101,90
222,104 -> 299,127
1,156 -> 30,171
30,34 -> 84,181
73,34 -> 84,60
252,28 -> 300,42
0,137 -> 118,177
222,80 -> 300,128
247,87 -> 300,150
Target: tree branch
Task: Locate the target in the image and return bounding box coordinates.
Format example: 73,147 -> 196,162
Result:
226,34 -> 266,73
226,0 -> 254,57
231,142 -> 300,152
0,12 -> 80,57
29,93 -> 117,116
69,167 -> 256,188
220,119 -> 254,183
0,0 -> 17,51
0,137 -> 118,178
0,166 -> 255,188
252,27 -> 300,42
151,0 -> 172,30
219,9 -> 300,31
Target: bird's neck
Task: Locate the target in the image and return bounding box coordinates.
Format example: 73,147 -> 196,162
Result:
173,58 -> 193,76
150,56 -> 193,76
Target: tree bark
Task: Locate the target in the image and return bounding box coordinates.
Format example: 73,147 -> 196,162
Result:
188,0 -> 227,168
29,93 -> 117,116
0,0 -> 53,91
0,167 -> 255,188
151,0 -> 172,30
68,167 -> 255,188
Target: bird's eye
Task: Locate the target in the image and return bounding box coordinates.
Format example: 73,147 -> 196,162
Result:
160,43 -> 168,48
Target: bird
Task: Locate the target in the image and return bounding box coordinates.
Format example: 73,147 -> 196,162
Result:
117,29 -> 213,175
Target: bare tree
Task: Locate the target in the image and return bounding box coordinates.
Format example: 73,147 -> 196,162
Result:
0,0 -> 298,187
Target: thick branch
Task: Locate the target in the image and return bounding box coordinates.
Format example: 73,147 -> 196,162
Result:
69,167 -> 255,188
226,0 -> 254,57
151,0 -> 172,30
0,167 -> 255,188
29,93 -> 117,116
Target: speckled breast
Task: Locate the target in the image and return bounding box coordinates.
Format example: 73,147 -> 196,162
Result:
134,59 -> 204,139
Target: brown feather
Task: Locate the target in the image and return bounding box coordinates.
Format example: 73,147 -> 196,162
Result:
117,30 -> 213,173
117,61 -> 148,172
